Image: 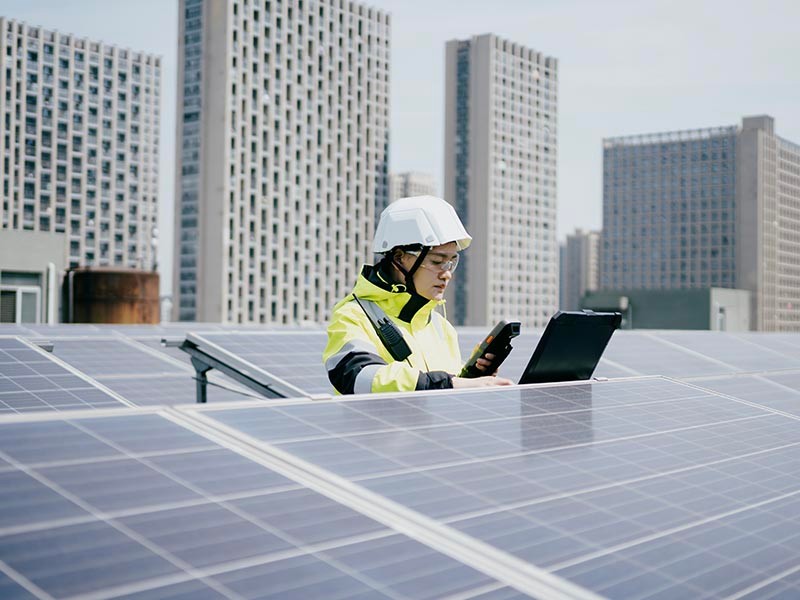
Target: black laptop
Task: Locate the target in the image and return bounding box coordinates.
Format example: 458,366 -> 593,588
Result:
517,310 -> 622,384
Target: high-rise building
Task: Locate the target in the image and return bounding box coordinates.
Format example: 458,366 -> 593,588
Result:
559,228 -> 600,310
0,17 -> 161,271
174,0 -> 390,324
444,34 -> 558,328
387,171 -> 436,205
602,115 -> 800,331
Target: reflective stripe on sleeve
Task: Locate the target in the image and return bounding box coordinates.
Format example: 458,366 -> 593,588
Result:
324,339 -> 380,372
354,364 -> 383,395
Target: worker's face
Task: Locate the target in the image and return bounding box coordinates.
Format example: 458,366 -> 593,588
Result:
397,242 -> 459,301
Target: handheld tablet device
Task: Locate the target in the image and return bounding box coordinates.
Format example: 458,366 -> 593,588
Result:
459,320 -> 521,378
518,310 -> 621,384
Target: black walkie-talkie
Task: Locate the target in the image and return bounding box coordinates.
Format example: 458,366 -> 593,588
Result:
459,320 -> 521,378
353,295 -> 413,362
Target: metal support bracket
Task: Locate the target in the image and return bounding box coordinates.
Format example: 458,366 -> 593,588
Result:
179,338 -> 297,403
190,356 -> 212,403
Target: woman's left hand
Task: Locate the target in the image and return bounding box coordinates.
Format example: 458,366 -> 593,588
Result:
475,352 -> 498,375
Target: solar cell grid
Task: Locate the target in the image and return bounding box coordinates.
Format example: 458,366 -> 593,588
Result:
731,332 -> 800,362
0,337 -> 128,414
658,331 -> 800,373
21,324 -> 105,335
685,375 -> 800,417
0,324 -> 37,337
0,413 -> 522,600
7,324 -> 800,598
589,358 -> 638,379
189,377 -> 800,598
762,370 -> 800,390
595,332 -> 732,378
51,338 -> 186,377
98,373 -> 255,406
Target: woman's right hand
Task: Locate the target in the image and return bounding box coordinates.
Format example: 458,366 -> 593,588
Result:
452,375 -> 513,389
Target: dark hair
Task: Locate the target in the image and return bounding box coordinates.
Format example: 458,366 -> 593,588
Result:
393,243 -> 424,253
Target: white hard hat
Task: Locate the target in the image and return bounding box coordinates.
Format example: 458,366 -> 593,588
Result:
373,195 -> 472,253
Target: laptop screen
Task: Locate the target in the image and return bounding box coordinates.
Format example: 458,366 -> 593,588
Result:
519,310 -> 622,385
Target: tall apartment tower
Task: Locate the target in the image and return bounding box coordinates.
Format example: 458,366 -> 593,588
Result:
444,34 -> 558,329
559,228 -> 600,310
387,171 -> 436,205
174,0 -> 389,324
0,18 -> 161,269
602,115 -> 800,331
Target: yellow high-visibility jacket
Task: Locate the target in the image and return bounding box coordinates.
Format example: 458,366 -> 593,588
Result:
323,264 -> 462,394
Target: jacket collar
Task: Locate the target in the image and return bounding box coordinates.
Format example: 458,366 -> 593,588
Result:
350,264 -> 443,324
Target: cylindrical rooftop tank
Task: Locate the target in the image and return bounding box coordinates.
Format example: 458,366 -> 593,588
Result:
64,267 -> 159,324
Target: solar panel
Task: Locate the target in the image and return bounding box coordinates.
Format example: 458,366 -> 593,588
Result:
0,410 -> 531,599
731,332 -> 800,361
0,337 -> 130,414
188,331 -> 331,396
51,338 -> 187,378
0,324 -> 38,337
657,331 -> 800,373
593,332 -> 731,378
42,336 -> 254,406
7,324 -> 800,598
764,370 -> 800,391
685,373 -> 800,418
186,377 -> 800,598
93,373 -> 242,406
21,323 -> 106,336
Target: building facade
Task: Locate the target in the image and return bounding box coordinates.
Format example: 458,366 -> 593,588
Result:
387,171 -> 436,205
559,228 -> 600,310
444,34 -> 558,329
0,18 -> 161,272
174,0 -> 389,323
602,115 -> 800,331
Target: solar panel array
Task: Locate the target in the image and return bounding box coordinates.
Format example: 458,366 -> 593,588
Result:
178,328 -> 800,397
0,337 -> 129,414
6,323 -> 800,410
0,324 -> 273,408
48,336 -> 250,405
0,409 -> 523,599
4,322 -> 800,597
183,377 -> 800,599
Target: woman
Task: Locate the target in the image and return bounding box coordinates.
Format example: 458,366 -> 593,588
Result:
323,195 -> 513,394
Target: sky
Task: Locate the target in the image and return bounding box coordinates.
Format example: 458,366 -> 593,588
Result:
3,0 -> 800,295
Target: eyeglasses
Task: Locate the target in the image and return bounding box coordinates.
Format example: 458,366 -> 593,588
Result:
405,251 -> 460,273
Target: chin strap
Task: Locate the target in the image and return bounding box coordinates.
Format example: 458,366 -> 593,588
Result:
391,247 -> 429,295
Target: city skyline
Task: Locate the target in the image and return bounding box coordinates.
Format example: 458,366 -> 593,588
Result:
2,0 -> 799,298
